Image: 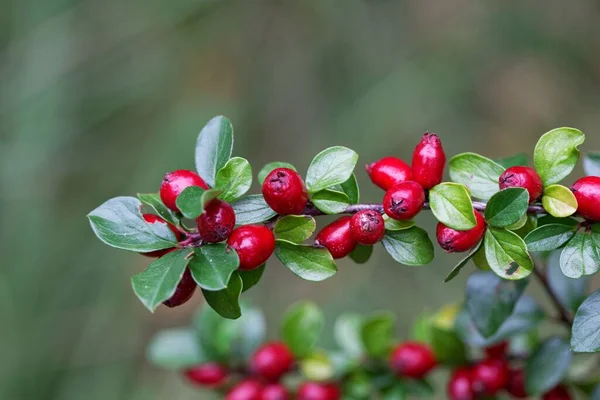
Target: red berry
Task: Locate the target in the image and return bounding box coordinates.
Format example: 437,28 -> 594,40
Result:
297,382 -> 341,400
436,212 -> 486,253
196,199 -> 236,243
483,341 -> 508,359
366,157 -> 412,191
262,168 -> 309,215
505,369 -> 528,398
411,132 -> 446,190
542,385 -> 572,400
383,181 -> 425,220
259,383 -> 290,400
349,210 -> 385,245
226,379 -> 263,400
447,367 -> 475,400
250,342 -> 294,381
571,176 -> 600,221
141,214 -> 182,257
499,166 -> 543,203
471,358 -> 509,396
184,362 -> 228,387
389,342 -> 437,379
314,216 -> 357,259
160,170 -> 209,211
163,268 -> 196,308
227,225 -> 276,270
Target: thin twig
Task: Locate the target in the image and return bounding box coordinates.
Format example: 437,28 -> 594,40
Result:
532,265 -> 573,327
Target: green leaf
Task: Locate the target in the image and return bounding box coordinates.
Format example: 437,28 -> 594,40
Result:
281,302 -> 324,357
534,127 -> 585,186
472,244 -> 491,271
258,162 -> 297,184
299,352 -> 335,382
175,186 -> 222,220
429,183 -> 477,230
412,313 -> 467,366
349,245 -> 373,264
381,227 -> 434,266
484,227 -> 534,280
334,173 -> 360,204
305,146 -> 359,194
444,241 -> 483,282
542,184 -> 578,218
547,251 -> 588,313
88,197 -> 178,252
383,384 -> 407,400
147,328 -> 206,370
239,264 -> 265,292
231,195 -> 277,225
360,312 -> 395,358
334,313 -> 365,358
188,244 -> 240,291
485,188 -> 529,228
495,153 -> 529,168
525,337 -> 572,394
201,272 -> 243,319
137,193 -> 179,226
195,116 -> 234,187
274,215 -> 316,243
560,231 -> 599,278
571,289 -> 600,352
215,157 -> 252,202
524,224 -> 577,252
131,249 -> 192,312
383,215 -> 415,231
506,213 -> 528,231
404,379 -> 435,397
449,152 -> 506,200
583,153 -> 600,176
465,272 -> 528,338
311,189 -> 350,214
275,240 -> 337,281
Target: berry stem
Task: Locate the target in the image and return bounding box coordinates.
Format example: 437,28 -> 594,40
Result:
532,263 -> 573,327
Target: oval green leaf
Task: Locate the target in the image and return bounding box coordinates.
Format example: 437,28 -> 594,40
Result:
188,244 -> 240,291
349,245 -> 373,264
571,289 -> 600,352
524,224 -> 577,252
332,173 -> 360,204
383,215 -> 415,231
542,184 -> 578,218
381,227 -> 434,266
147,328 -> 207,370
534,127 -> 585,186
449,152 -> 506,200
311,189 -> 350,214
525,337 -> 572,395
275,240 -> 337,281
201,272 -> 243,320
305,146 -> 358,194
215,157 -> 253,202
195,116 -> 234,187
429,183 -> 477,230
281,302 -> 324,357
239,264 -> 265,293
444,241 -> 482,282
334,313 -> 365,358
274,215 -> 317,243
231,195 -> 277,225
485,188 -> 529,228
559,231 -> 599,278
360,312 -> 395,358
176,186 -> 222,220
137,193 -> 179,226
484,227 -> 534,280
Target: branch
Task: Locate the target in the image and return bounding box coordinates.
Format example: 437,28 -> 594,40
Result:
532,264 -> 573,327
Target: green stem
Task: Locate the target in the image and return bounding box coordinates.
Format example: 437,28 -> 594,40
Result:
532,264 -> 573,327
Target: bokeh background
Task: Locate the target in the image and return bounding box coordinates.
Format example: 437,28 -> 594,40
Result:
2,0 -> 600,399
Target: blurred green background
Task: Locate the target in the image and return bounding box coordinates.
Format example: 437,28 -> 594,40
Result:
2,0 -> 600,399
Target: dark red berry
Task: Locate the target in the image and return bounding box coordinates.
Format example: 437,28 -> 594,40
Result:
447,367 -> 475,400
196,199 -> 236,243
184,363 -> 228,387
250,342 -> 294,382
314,216 -> 357,259
141,214 -> 182,257
226,379 -> 263,400
366,157 -> 412,191
259,383 -> 290,400
297,382 -> 341,400
227,225 -> 276,270
505,369 -> 528,398
571,176 -> 600,221
499,166 -> 543,203
484,341 -> 508,359
383,181 -> 425,220
160,170 -> 209,211
262,168 -> 309,215
349,210 -> 385,245
542,385 -> 572,400
471,358 -> 509,396
389,341 -> 437,379
411,132 -> 446,190
436,212 -> 486,253
163,268 -> 196,308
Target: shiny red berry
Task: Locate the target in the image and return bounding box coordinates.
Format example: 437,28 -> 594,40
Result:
499,166 -> 543,203
296,382 -> 341,400
141,214 -> 182,257
349,210 -> 385,245
160,170 -> 209,211
471,358 -> 509,396
542,385 -> 572,400
366,157 -> 412,191
315,216 -> 357,259
262,168 -> 309,215
259,383 -> 290,400
163,268 -> 196,308
184,363 -> 228,387
436,212 -> 486,253
226,379 -> 263,400
250,342 -> 294,382
484,341 -> 508,359
389,342 -> 437,379
196,199 -> 236,243
227,225 -> 276,270
505,369 -> 528,398
383,181 -> 425,220
411,132 -> 446,190
447,367 -> 475,400
571,176 -> 600,221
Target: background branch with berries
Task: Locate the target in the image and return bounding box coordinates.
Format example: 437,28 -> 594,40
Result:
88,116 -> 600,399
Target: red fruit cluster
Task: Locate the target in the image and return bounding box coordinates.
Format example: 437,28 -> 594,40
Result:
389,342 -> 437,379
499,166 -> 543,203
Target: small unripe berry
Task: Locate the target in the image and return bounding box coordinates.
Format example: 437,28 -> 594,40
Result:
160,170 -> 209,211
196,199 -> 236,243
366,157 -> 412,191
349,210 -> 385,245
436,212 -> 486,253
296,382 -> 341,400
142,214 -> 182,257
314,216 -> 357,259
184,363 -> 228,387
163,268 -> 196,308
250,342 -> 294,382
483,341 -> 508,359
227,225 -> 276,270
389,341 -> 437,379
542,385 -> 572,400
471,358 -> 509,396
571,176 -> 600,221
499,166 -> 543,203
262,168 -> 309,215
505,369 -> 528,398
259,384 -> 290,400
226,379 -> 263,400
411,132 -> 446,189
447,367 -> 475,400
383,181 -> 425,220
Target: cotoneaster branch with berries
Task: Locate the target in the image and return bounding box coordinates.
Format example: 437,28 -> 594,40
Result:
88,116 -> 600,399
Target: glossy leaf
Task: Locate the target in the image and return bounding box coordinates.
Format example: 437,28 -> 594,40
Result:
137,193 -> 179,226
231,195 -> 277,225
349,245 -> 373,264
571,289 -> 600,352
275,240 -> 337,281
311,189 -> 350,214
195,116 -> 234,187
444,241 -> 482,282
334,313 -> 365,358
258,161 -> 297,184
239,264 -> 265,292
429,183 -> 477,230
274,215 -> 316,243
333,173 -> 360,204
583,153 -> 600,176
383,215 -> 415,231
449,152 -> 505,200
495,153 -> 529,168
188,244 -> 240,291
176,186 -> 222,220
381,227 -> 434,266
533,127 -> 585,186
281,302 -> 324,357
525,337 -> 572,394
147,328 -> 206,369
547,251 -> 588,313
484,227 -> 534,280
484,188 -> 529,228
305,146 -> 359,194
542,184 -> 578,218
361,312 -> 395,358
201,272 -> 243,319
524,223 -> 577,252
559,231 -> 599,278
215,157 -> 252,202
